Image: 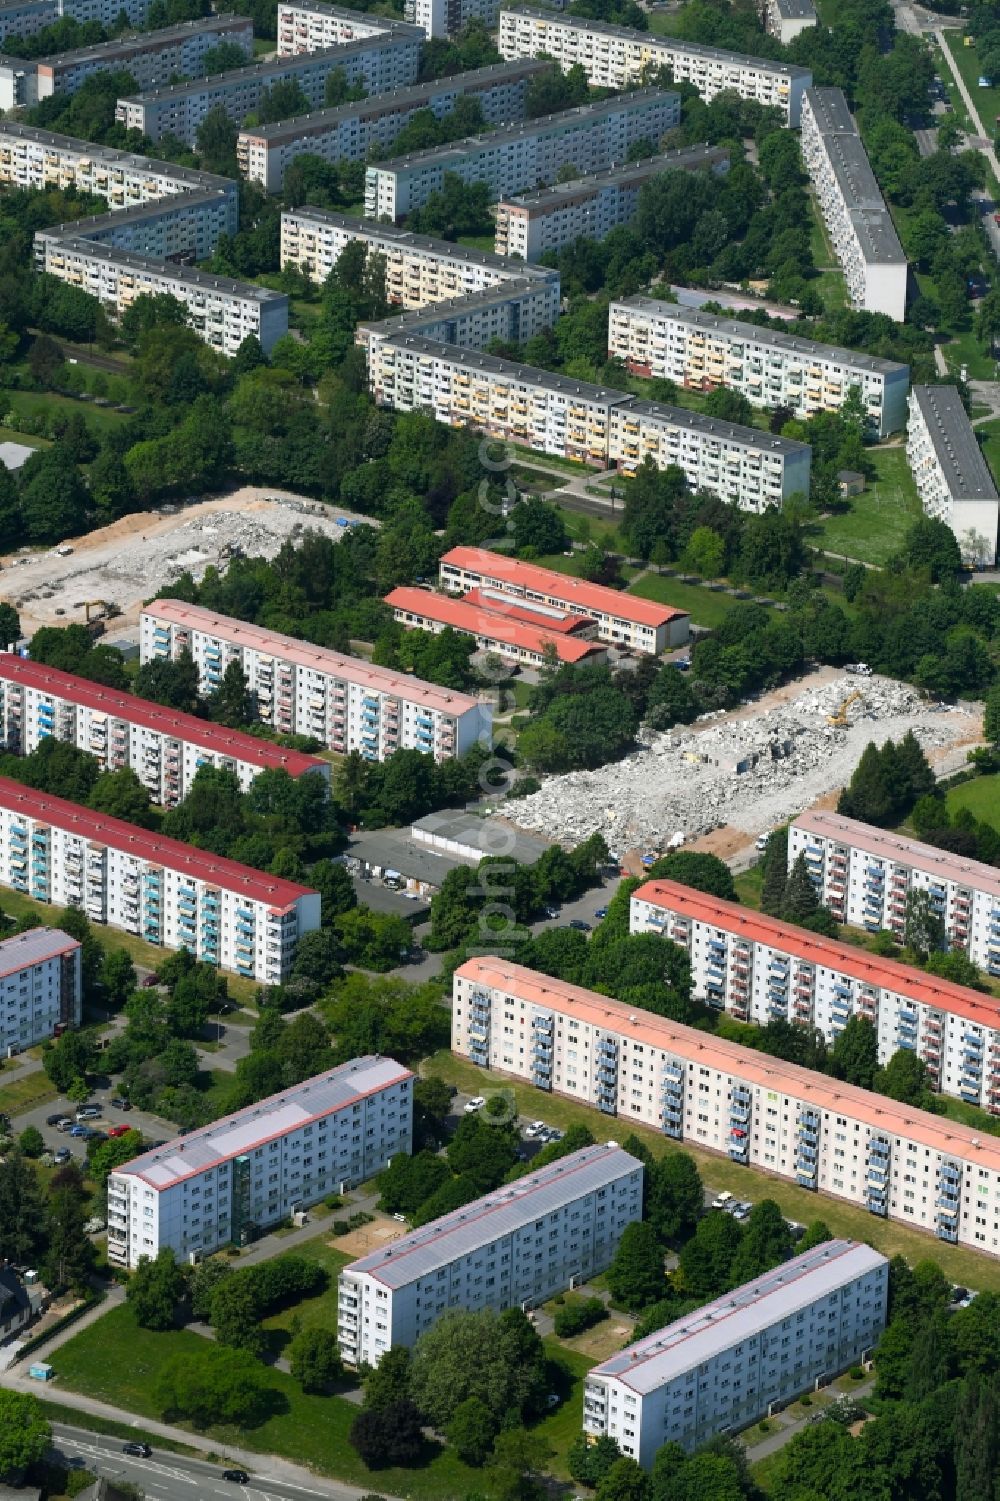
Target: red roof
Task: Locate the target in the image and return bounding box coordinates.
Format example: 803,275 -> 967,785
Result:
794,810 -> 1000,901
385,586 -> 607,665
461,587 -> 593,635
0,775 -> 316,910
0,656 -> 326,778
633,878 -> 1000,1032
439,546 -> 689,630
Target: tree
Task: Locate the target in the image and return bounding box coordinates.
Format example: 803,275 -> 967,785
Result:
607,1220 -> 667,1310
594,1456 -> 651,1501
903,889 -> 945,959
0,1151 -> 45,1264
508,494 -> 569,556
901,515 -> 961,581
782,853 -> 819,922
126,1248 -> 187,1331
0,1392 -> 50,1481
211,659 -> 254,727
154,1345 -> 267,1427
349,1400 -> 424,1468
645,851 -> 736,901
89,768 -> 155,828
87,1128 -> 144,1186
760,827 -> 788,916
829,1014 -> 878,1089
409,1308 -> 546,1428
678,1210 -> 742,1299
569,1433 -> 622,1489
194,103 -> 239,175
211,1273 -> 267,1357
18,1125 -> 43,1158
874,1048 -> 936,1108
189,1257 -> 231,1321
289,1325 -> 342,1393
447,1395 -> 498,1465
362,1344 -> 411,1412
18,444 -> 89,543
647,1153 -> 703,1245
728,1199 -> 793,1285
984,683 -> 1000,747
101,948 -> 137,1010
42,1183 -> 95,1293
377,1149 -> 451,1216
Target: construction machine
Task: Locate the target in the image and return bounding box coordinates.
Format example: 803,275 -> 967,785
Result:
827,690 -> 863,727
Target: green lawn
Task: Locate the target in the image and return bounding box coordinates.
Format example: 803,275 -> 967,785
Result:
260,1232 -> 351,1349
945,773 -> 1000,829
931,40 -> 979,139
627,572 -> 747,629
423,1050 -> 1000,1292
511,445 -> 590,476
940,325 -> 997,383
455,232 -> 498,254
553,504 -> 623,548
972,416 -> 1000,492
0,426 -> 48,449
1,389 -> 128,435
807,192 -> 850,313
809,447 -> 923,565
0,1067 -> 56,1117
946,31 -> 1000,143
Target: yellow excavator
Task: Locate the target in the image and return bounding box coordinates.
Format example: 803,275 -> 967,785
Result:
827,690 -> 863,727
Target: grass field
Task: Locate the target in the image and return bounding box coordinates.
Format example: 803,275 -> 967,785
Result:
946,773 -> 1000,829
0,1067 -> 56,1116
807,193 -> 850,313
627,572 -> 748,628
0,426 -> 48,449
259,1232 -> 351,1349
423,1050 -> 1000,1292
809,448 -> 922,565
971,416 -> 1000,493
947,31 -> 1000,144
2,390 -> 128,435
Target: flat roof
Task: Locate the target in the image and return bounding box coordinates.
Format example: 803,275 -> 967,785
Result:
500,4 -> 811,77
411,808 -> 551,862
144,598 -> 484,717
241,60 -> 551,144
0,774 -> 316,909
0,925 -> 79,980
440,546 -> 688,630
39,187 -> 234,245
386,585 -> 607,663
794,809 -> 1000,901
343,1142 -> 641,1288
42,236 -> 286,304
367,87 -> 679,173
278,0 -> 415,26
632,878 -> 1000,1031
773,0 -> 817,16
496,146 -> 729,211
117,1056 -> 412,1190
359,277 -> 554,340
456,957 -> 1000,1172
910,385 -> 999,503
0,120 -> 234,192
284,205 -> 558,284
613,295 -> 907,377
803,87 -> 905,266
37,13 -> 250,69
0,656 -> 325,777
461,586 -> 592,633
591,1241 -> 885,1394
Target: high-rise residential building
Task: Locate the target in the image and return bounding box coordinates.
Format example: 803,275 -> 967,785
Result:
364,88 -> 681,220
0,927 -> 82,1055
338,1142 -> 644,1366
759,0 -> 816,44
608,297 -> 910,439
0,657 -> 330,807
493,146 -> 730,262
497,7 -> 812,124
140,599 -> 491,761
0,776 -> 320,982
585,1241 -> 886,1466
0,0 -> 152,43
405,0 -> 499,39
33,14 -> 254,98
629,877 -> 1000,1114
906,385 -> 999,567
452,957 -> 1000,1252
108,1057 -> 413,1267
800,87 -> 907,322
276,0 -> 415,55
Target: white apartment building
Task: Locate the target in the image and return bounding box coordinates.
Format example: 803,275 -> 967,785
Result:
239,60 -> 549,191
367,335 -> 811,506
34,236 -> 288,357
0,926 -> 82,1056
906,385 -> 999,567
276,0 -> 412,54
0,775 -> 320,983
585,1241 -> 886,1466
108,1056 -> 413,1268
451,956 -> 1000,1253
364,88 -> 682,220
34,14 -> 253,98
790,809 -> 1000,981
608,297 -> 910,439
494,145 -> 729,262
405,0 -> 498,39
38,188 -> 238,263
0,656 -> 329,808
140,598 -> 491,761
338,1142 -> 644,1366
359,278 -> 559,356
800,88 -> 907,322
116,33 -> 422,144
760,0 -> 816,44
497,7 -> 812,125
0,49 -> 35,110
630,877 -> 1000,1116
439,545 -> 688,653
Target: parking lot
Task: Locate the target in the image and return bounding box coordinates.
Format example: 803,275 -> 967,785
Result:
14,1085 -> 178,1168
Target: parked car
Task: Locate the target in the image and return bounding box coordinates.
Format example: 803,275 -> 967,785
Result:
141,974 -> 159,988
594,906 -> 608,919
569,919 -> 591,932
464,1096 -> 486,1114
110,1097 -> 131,1111
524,1121 -> 546,1138
55,1118 -> 73,1132
46,1113 -> 67,1127
75,1106 -> 100,1121
68,1125 -> 89,1138
107,1124 -> 132,1139
52,1148 -> 71,1165
122,1443 -> 152,1459
543,906 -> 560,919
223,1471 -> 250,1484
711,1192 -> 734,1210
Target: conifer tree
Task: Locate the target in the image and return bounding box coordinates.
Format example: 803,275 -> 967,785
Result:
782,853 -> 819,923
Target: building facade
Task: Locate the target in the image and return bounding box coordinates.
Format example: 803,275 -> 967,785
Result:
452,956 -> 1000,1254
405,0 -> 499,39
0,657 -> 329,807
276,0 -> 411,54
759,0 -> 816,44
34,14 -> 253,98
497,6 -> 812,125
116,32 -> 422,144
240,60 -> 549,191
367,334 -> 811,505
358,277 -> 559,357
386,584 -> 609,667
364,88 -> 682,220
790,809 -> 1000,978
906,385 -> 999,567
38,188 -> 238,262
338,1142 -> 644,1366
800,87 -> 907,322
108,1056 -> 413,1268
493,146 -> 729,262
439,546 -> 688,654
0,926 -> 82,1056
585,1241 -> 886,1466
608,297 -> 909,439
630,877 -> 1000,1115
140,598 -> 491,761
0,0 -> 57,44
0,122 -> 238,209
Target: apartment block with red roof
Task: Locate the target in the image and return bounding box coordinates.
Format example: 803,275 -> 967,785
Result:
0,776 -> 320,985
438,546 -> 690,655
629,878 -> 1000,1116
789,809 -> 1000,974
140,599 -> 491,762
385,585 -> 608,667
0,925 -> 81,1053
452,957 -> 1000,1252
0,655 -> 329,808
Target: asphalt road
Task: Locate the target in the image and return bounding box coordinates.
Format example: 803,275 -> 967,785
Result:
16,1086 -> 178,1162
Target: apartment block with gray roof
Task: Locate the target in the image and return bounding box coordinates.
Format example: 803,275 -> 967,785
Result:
906,384 -> 999,566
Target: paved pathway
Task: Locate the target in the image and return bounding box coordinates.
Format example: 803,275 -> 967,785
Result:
741,1375 -> 877,1463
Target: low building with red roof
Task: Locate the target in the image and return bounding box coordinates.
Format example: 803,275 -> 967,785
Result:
385,585 -> 609,667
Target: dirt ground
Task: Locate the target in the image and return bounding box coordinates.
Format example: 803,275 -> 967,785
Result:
331,1211 -> 408,1259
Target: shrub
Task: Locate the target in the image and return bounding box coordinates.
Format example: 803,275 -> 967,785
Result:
333,1219 -> 350,1235
553,1296 -> 607,1339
